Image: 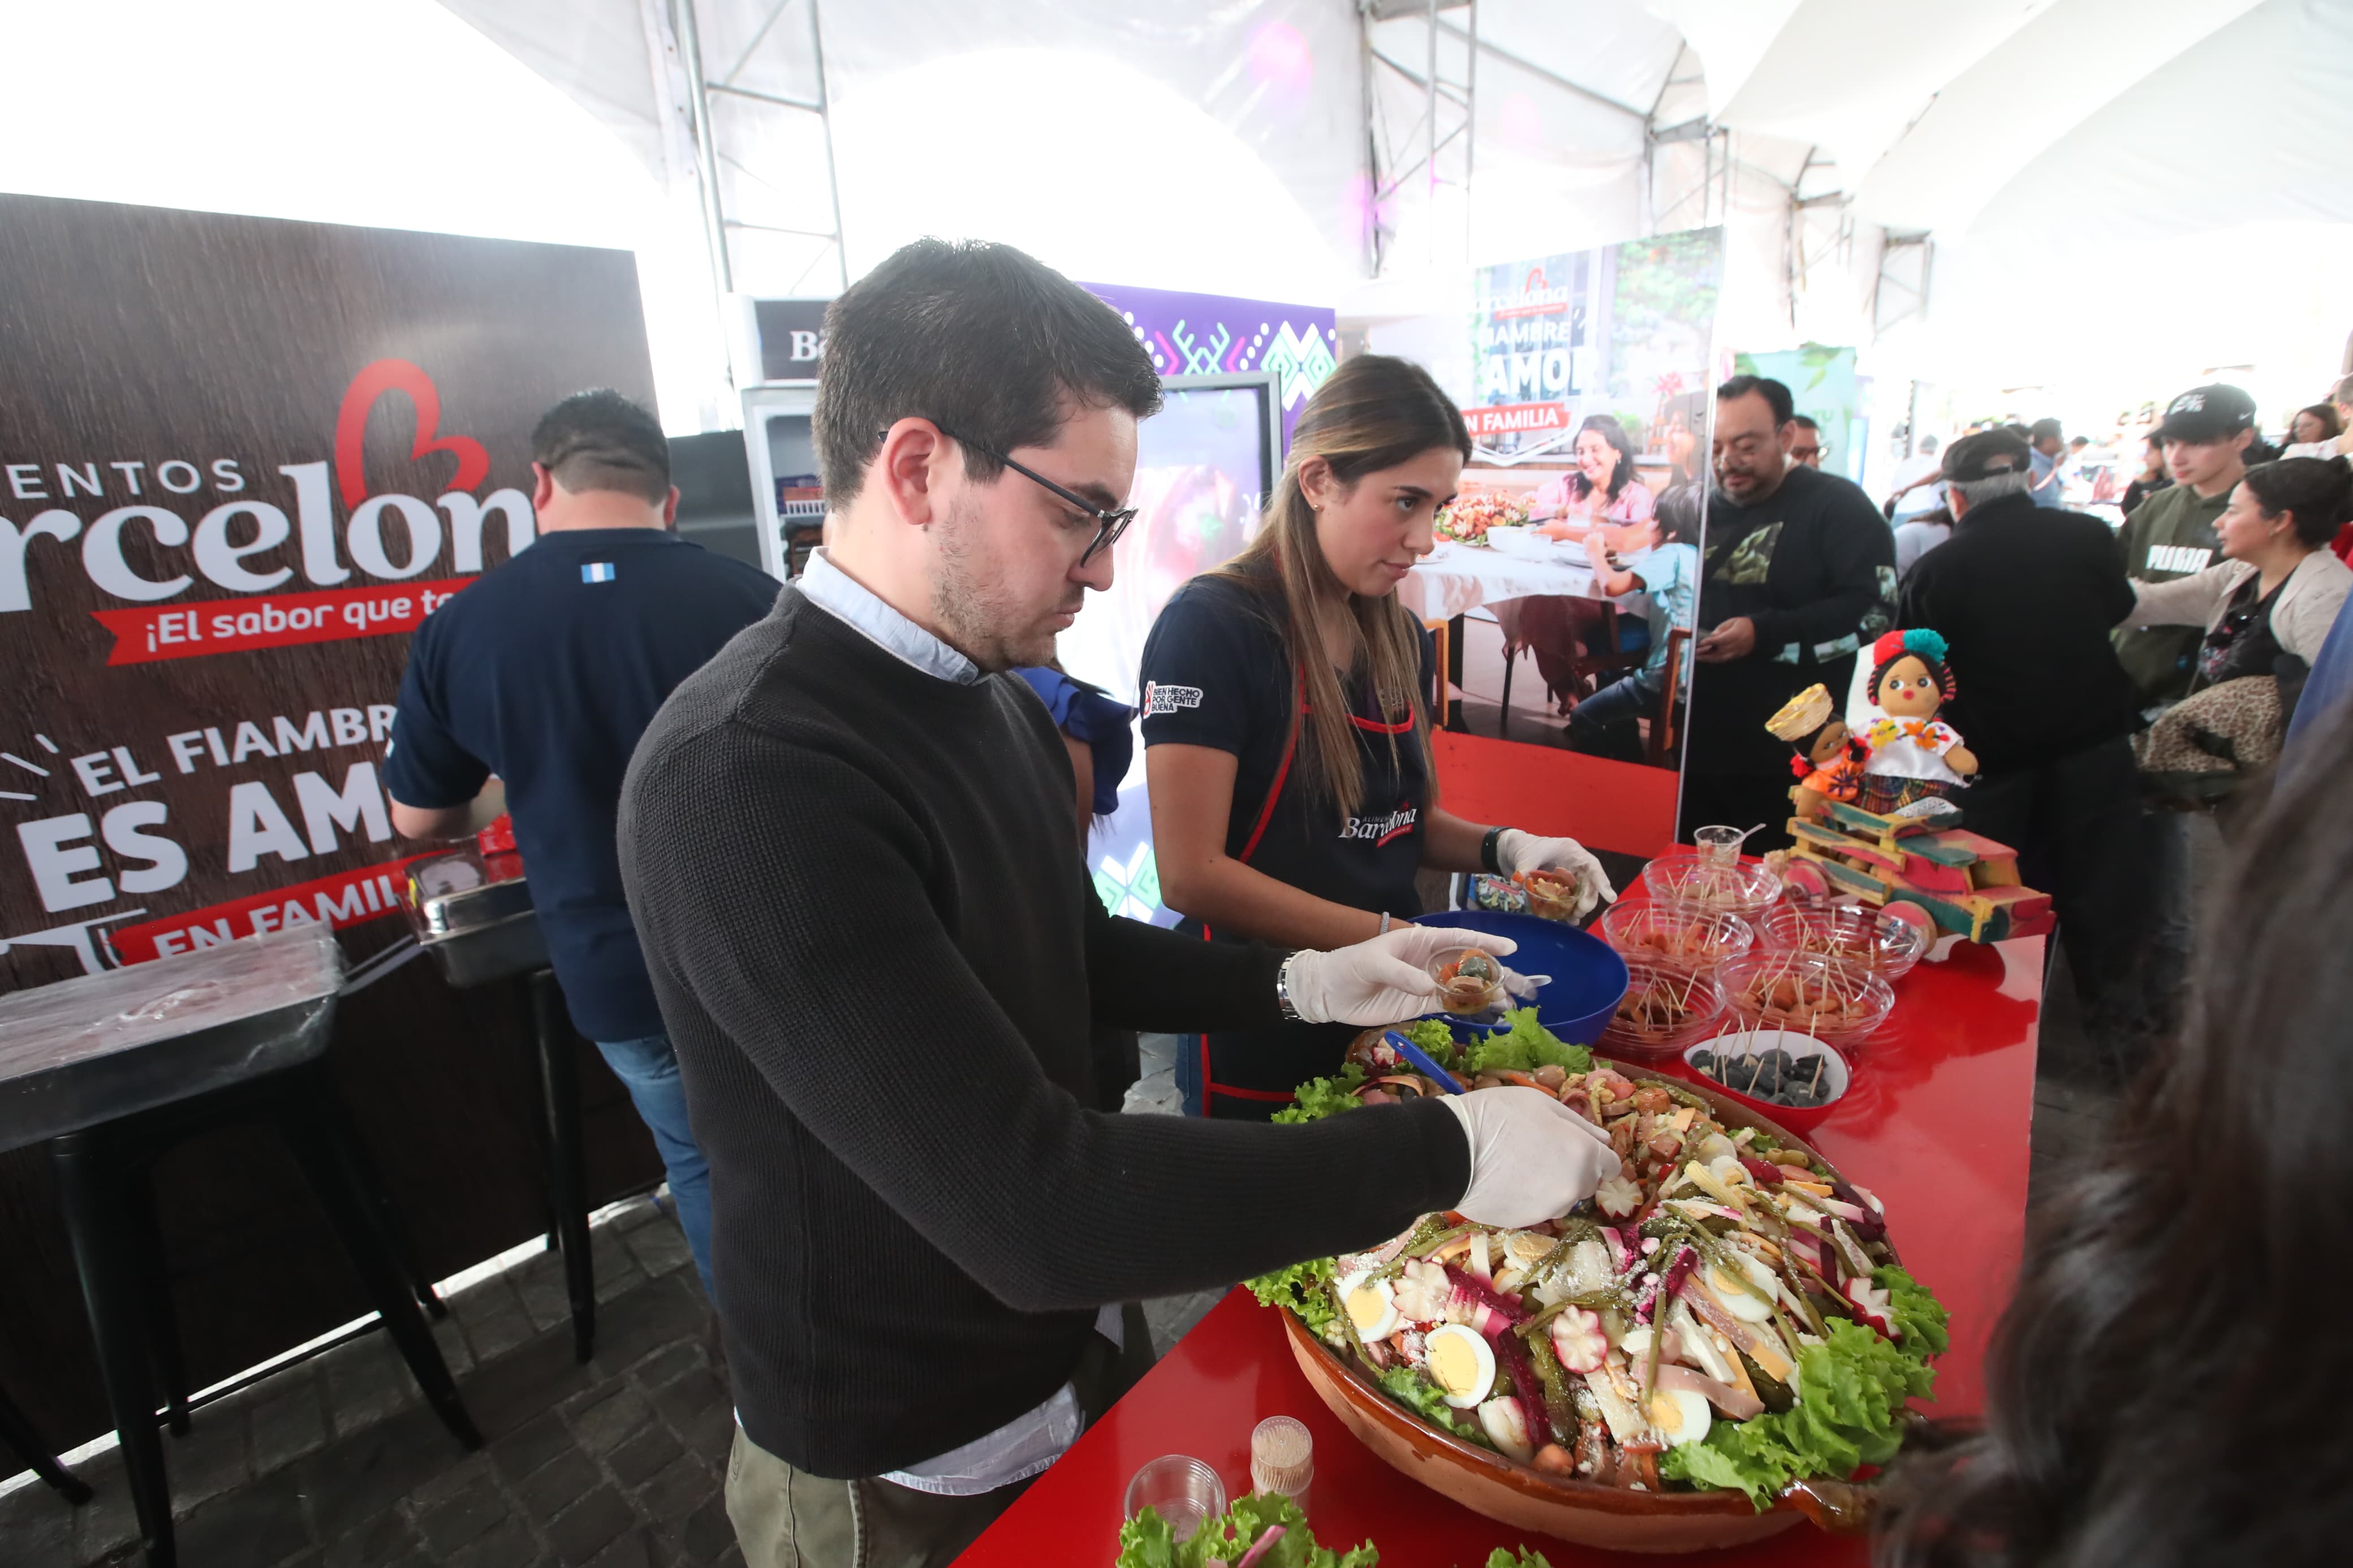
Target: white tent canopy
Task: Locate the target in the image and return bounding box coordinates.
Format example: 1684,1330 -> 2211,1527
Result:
4,1 -> 2346,439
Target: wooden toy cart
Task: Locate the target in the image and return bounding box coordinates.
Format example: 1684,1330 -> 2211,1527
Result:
1783,800 -> 2055,943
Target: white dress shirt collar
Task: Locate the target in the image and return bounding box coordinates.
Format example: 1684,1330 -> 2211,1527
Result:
795,548 -> 980,686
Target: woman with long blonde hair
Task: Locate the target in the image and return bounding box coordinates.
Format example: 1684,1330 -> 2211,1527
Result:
1139,355 -> 1614,1118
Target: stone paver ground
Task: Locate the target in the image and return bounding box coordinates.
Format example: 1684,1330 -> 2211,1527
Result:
2,1196 -> 738,1568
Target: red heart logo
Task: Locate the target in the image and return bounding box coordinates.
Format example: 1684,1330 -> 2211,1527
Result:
334,358 -> 492,509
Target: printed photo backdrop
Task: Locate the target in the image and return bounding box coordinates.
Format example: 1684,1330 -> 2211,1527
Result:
1433,230 -> 1723,820
1738,343 -> 1865,484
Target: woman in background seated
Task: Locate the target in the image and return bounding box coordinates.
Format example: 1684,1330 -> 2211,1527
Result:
1874,694 -> 2353,1567
1531,414 -> 1655,549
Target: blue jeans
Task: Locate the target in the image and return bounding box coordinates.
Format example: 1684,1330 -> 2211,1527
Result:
592,1033 -> 717,1302
1568,671 -> 1664,759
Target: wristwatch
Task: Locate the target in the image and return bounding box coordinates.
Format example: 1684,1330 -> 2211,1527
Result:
1275,951 -> 1304,1021
1480,826 -> 1507,874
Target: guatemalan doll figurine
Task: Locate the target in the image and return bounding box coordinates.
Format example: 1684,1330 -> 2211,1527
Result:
1857,629 -> 1977,818
1764,683 -> 1865,823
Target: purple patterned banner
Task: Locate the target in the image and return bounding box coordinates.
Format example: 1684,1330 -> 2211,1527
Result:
1083,281 -> 1338,447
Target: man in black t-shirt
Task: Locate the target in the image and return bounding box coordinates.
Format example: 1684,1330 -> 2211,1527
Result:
1680,375 -> 1894,848
385,391 -> 779,1303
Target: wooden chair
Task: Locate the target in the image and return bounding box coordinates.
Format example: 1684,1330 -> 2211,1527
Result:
1645,626 -> 1692,766
1499,598 -> 1648,737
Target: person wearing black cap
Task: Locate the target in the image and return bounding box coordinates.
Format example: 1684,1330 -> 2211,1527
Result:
1897,430 -> 2148,1047
2115,385 -> 2259,707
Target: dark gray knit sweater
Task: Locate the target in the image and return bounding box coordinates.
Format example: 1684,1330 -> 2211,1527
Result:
618,587 -> 1471,1478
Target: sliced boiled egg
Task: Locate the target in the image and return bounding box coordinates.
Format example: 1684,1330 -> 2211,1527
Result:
1337,1270 -> 1401,1342
1648,1386 -> 1713,1447
1424,1322 -> 1497,1408
1705,1263 -> 1775,1324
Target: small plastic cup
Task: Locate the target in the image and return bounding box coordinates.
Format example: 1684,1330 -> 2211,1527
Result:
1124,1454 -> 1227,1542
1516,866 -> 1582,923
1692,824 -> 1748,866
1429,947 -> 1507,1016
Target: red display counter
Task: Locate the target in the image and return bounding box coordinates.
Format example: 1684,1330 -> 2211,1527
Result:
959,934 -> 2045,1565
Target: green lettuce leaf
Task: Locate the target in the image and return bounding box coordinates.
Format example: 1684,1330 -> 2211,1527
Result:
1243,1256 -> 1338,1337
1878,1265 -> 1951,1364
1657,1318 -> 1938,1508
1272,1062 -> 1368,1125
1397,1018 -> 1460,1068
1117,1493 -> 1378,1568
1376,1363 -> 1493,1449
1485,1551 -> 1557,1568
1461,1009 -> 1591,1075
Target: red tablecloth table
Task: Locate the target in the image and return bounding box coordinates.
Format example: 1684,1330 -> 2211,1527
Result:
958,934 -> 2045,1566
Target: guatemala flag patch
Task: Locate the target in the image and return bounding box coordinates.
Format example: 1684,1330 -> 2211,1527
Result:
581,562 -> 616,583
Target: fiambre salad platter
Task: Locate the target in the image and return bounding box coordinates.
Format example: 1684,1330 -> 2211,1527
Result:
1248,1013 -> 1947,1554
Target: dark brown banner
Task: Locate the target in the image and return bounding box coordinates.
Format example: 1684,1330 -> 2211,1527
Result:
0,196 -> 655,982
0,194 -> 667,1445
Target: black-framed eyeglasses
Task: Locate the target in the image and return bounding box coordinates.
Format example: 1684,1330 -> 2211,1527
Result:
894,421 -> 1137,566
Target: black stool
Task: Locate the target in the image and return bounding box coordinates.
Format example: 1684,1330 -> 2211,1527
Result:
0,1371 -> 92,1505
52,1055 -> 480,1568
408,854 -> 598,1363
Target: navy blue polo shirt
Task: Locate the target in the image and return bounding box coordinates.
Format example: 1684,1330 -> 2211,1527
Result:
384,528 -> 779,1041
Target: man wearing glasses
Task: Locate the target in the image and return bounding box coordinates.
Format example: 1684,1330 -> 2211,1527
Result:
619,239 -> 1617,1567
1680,374 -> 1895,849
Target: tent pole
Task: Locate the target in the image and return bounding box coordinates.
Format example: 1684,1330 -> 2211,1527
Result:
809,0 -> 849,292
673,0 -> 734,298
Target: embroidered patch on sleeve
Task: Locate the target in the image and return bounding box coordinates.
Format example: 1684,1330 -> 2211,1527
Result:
1144,682 -> 1203,715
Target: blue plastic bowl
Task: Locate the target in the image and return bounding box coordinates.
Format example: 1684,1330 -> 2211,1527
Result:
1415,909 -> 1630,1046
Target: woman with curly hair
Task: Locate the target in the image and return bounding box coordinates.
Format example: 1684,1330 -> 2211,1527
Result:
1873,692 -> 2353,1567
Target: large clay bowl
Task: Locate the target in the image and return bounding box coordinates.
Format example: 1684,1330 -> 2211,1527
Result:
1281,1059 -> 1889,1553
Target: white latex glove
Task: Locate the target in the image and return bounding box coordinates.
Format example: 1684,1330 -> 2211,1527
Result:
1438,1087 -> 1622,1228
1496,828 -> 1618,919
1282,926 -> 1523,1026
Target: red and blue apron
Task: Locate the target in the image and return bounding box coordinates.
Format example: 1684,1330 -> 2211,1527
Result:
1180,669 -> 1429,1121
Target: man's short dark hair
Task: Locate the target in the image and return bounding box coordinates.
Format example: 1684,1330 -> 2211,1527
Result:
532,390 -> 670,505
1716,374 -> 1794,427
815,239 -> 1163,504
2030,417 -> 2063,443
1791,413 -> 1821,433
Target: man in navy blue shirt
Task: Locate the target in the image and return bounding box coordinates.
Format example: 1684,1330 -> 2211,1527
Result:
385,390 -> 778,1301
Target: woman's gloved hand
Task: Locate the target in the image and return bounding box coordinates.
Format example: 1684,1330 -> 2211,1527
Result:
1282,927 -> 1536,1025
1496,828 -> 1618,919
1437,1087 -> 1621,1228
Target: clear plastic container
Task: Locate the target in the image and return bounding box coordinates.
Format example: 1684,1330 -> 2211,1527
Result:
1429,947 -> 1507,1016
1515,867 -> 1583,923
1637,850 -> 1783,922
1716,949 -> 1895,1047
1595,958 -> 1730,1059
1597,900 -> 1755,974
1757,900 -> 1930,982
1124,1454 -> 1227,1542
1250,1415 -> 1313,1515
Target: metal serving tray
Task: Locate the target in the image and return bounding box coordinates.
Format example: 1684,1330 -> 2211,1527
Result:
0,925 -> 344,1153
404,849 -> 549,989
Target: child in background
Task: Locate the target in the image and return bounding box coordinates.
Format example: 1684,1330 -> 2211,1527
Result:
1566,483 -> 1703,762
